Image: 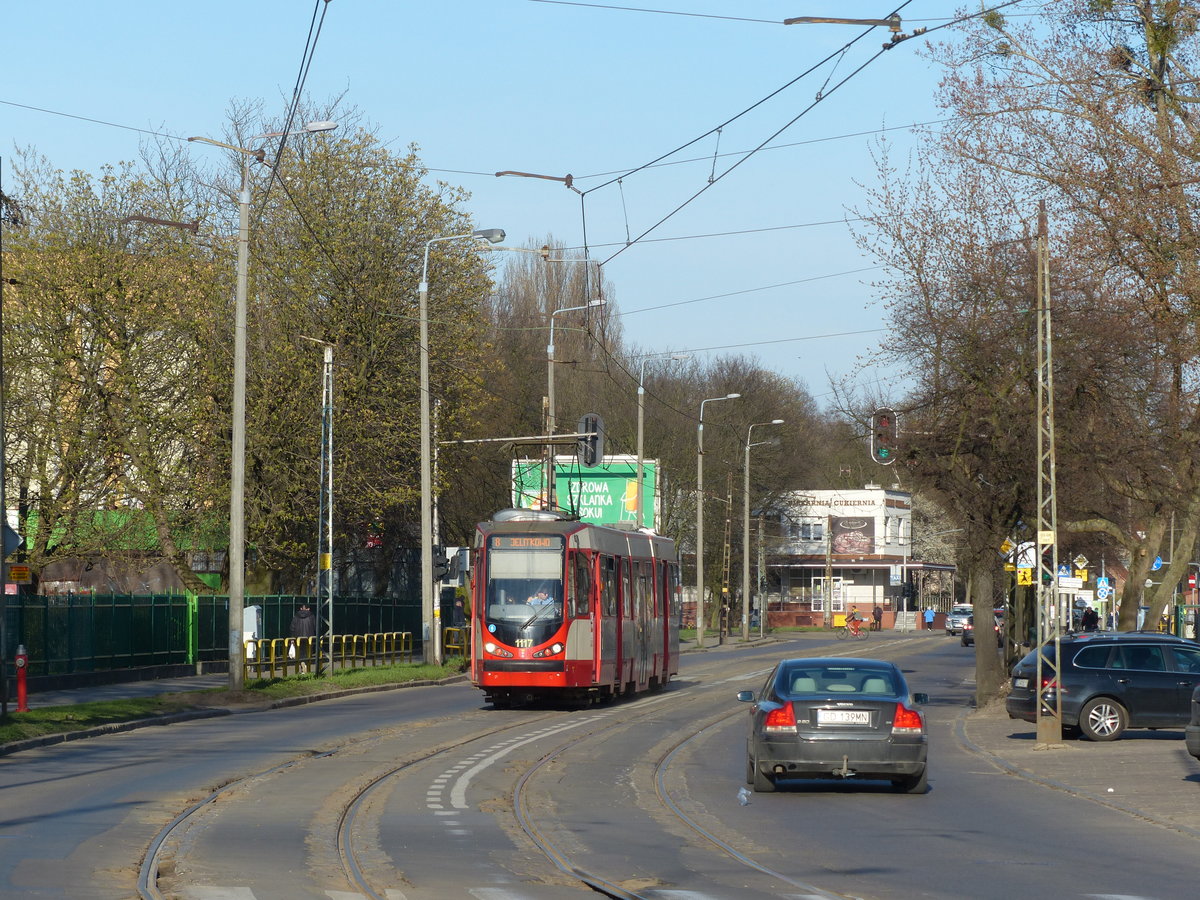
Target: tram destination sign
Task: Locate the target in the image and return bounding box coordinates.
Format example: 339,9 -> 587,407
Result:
512,456 -> 661,528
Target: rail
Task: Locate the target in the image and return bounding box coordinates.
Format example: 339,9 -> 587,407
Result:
443,626 -> 469,658
243,631 -> 414,680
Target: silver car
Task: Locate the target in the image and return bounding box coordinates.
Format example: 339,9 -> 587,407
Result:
737,657 -> 929,793
945,604 -> 973,635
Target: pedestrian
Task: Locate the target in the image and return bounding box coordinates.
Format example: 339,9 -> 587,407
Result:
872,604 -> 883,632
452,598 -> 466,628
923,606 -> 936,631
290,604 -> 317,673
1081,606 -> 1099,632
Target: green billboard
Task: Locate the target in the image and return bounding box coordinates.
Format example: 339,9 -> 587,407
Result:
511,455 -> 661,529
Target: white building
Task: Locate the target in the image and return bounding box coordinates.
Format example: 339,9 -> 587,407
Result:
766,485 -> 953,627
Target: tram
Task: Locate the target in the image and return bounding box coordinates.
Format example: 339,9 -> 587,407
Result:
470,508 -> 681,707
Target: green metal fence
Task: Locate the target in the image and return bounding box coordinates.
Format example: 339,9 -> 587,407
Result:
3,593 -> 423,677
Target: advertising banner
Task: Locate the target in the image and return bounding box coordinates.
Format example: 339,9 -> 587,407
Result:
831,516 -> 876,555
512,456 -> 660,528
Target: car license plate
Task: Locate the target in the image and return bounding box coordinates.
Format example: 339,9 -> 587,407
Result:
1014,677 -> 1029,689
817,709 -> 870,725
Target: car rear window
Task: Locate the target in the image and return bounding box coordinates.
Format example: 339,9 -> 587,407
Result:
780,665 -> 897,696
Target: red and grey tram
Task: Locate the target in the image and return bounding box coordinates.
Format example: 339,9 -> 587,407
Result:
470,508 -> 681,707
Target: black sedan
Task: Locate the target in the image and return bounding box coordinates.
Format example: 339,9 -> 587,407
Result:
736,657 -> 929,794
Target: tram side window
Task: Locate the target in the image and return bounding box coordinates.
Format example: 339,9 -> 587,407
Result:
669,563 -> 681,617
600,556 -> 618,616
622,558 -> 633,618
572,552 -> 592,617
636,561 -> 651,617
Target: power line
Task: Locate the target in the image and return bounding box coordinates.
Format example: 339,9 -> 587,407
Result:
262,0 -> 334,205
524,0 -> 778,25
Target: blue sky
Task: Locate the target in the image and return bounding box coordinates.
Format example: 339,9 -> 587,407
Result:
2,1 -> 988,408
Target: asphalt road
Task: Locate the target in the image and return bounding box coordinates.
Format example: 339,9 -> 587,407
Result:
1,633 -> 1198,899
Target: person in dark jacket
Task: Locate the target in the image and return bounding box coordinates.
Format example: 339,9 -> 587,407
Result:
290,604 -> 317,637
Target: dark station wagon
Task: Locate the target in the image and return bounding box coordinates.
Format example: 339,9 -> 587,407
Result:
1006,632 -> 1200,741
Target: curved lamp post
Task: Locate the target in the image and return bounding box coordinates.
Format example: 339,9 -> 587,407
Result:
696,392 -> 740,647
188,120 -> 337,691
742,419 -> 784,642
420,228 -> 505,664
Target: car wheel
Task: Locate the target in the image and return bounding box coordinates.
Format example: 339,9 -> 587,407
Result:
1079,697 -> 1128,741
893,767 -> 928,794
961,636 -> 969,647
751,754 -> 776,792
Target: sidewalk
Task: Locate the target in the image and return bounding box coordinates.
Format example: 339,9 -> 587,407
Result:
960,700 -> 1200,838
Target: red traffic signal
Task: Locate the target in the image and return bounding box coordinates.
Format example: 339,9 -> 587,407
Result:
870,407 -> 898,465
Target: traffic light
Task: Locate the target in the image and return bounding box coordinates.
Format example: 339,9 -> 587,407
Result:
577,413 -> 604,467
870,407 -> 898,465
433,546 -> 450,581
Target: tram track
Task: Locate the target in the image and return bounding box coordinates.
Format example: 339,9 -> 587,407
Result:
139,638 -> 925,899
137,709 -> 564,900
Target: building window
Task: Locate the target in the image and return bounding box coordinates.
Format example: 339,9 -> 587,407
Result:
799,522 -> 823,542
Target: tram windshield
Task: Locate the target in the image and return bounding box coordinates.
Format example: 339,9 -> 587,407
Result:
485,537 -> 565,643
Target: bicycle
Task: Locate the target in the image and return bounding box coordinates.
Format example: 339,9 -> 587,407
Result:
835,623 -> 869,640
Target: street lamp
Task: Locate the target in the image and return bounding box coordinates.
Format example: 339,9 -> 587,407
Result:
420,228 -> 505,664
188,119 -> 337,691
545,281 -> 604,509
696,392 -> 740,647
636,353 -> 689,530
742,419 -> 784,642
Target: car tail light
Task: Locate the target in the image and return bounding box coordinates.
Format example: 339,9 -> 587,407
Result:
764,701 -> 797,733
892,703 -> 924,734
1039,676 -> 1061,692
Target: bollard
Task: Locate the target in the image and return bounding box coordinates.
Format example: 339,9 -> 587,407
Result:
15,644 -> 29,712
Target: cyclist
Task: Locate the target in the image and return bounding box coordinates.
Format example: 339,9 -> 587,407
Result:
846,605 -> 865,637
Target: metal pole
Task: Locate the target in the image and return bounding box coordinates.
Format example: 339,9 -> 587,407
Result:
1034,201 -> 1063,746
637,358 -> 647,529
420,229 -> 504,665
696,393 -> 739,647
742,438 -> 751,643
757,515 -> 765,638
697,419 -> 705,648
418,261 -> 435,665
546,316 -> 556,510
322,344 -> 334,674
741,420 -> 782,642
228,155 -> 249,692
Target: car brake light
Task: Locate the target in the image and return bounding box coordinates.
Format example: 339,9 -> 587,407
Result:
1040,677 -> 1060,691
764,701 -> 797,733
892,703 -> 923,734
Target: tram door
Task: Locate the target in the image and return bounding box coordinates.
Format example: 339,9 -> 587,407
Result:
634,561 -> 651,687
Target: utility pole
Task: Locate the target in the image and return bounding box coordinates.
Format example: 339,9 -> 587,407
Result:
1034,200 -> 1064,747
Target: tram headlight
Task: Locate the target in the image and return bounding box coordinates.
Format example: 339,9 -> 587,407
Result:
484,642 -> 514,658
532,642 -> 564,658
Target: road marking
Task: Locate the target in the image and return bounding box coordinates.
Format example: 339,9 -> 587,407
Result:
446,716 -> 607,810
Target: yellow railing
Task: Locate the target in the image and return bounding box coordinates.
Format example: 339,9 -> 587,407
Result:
443,626 -> 469,658
243,631 -> 414,680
